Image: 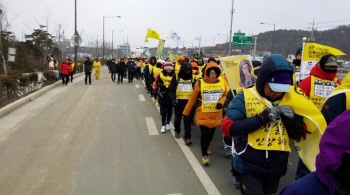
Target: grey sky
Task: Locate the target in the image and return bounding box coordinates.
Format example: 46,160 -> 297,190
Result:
4,0 -> 350,50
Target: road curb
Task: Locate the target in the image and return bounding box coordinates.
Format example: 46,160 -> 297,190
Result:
0,72 -> 84,119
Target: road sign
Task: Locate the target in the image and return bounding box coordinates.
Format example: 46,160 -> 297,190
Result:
232,35 -> 253,46
233,32 -> 245,36
71,33 -> 83,47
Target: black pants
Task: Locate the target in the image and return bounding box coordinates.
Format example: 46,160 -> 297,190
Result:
160,104 -> 172,126
61,74 -> 69,85
174,105 -> 192,139
85,72 -> 91,84
69,71 -> 74,82
118,72 -> 124,83
200,126 -> 216,156
111,72 -> 116,81
128,72 -> 134,82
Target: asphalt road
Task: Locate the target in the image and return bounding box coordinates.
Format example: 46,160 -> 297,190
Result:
0,67 -> 298,195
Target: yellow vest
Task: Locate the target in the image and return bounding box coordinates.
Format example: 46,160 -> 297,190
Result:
149,64 -> 154,75
176,76 -> 193,100
200,79 -> 226,112
244,89 -> 291,152
310,75 -> 338,109
244,86 -> 326,171
175,63 -> 181,75
159,72 -> 172,88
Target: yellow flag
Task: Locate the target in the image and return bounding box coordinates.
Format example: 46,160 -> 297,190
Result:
303,42 -> 346,61
145,28 -> 160,40
299,42 -> 347,80
156,39 -> 165,58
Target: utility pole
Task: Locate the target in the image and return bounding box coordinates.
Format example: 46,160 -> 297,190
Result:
195,35 -> 201,56
74,0 -> 78,71
0,8 -> 6,74
228,0 -> 234,56
309,18 -> 316,42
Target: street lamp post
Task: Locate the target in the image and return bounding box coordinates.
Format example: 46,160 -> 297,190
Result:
126,36 -> 135,57
112,30 -> 124,58
103,15 -> 121,60
218,34 -> 228,56
260,22 -> 276,53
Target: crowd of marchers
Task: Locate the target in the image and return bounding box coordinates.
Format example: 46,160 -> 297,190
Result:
54,50 -> 350,195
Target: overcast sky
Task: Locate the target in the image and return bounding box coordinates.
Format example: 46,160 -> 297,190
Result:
3,0 -> 350,50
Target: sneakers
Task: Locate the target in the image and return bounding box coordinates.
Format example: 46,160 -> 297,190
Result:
224,147 -> 232,157
202,155 -> 209,165
207,148 -> 212,155
161,126 -> 166,133
233,177 -> 241,189
185,139 -> 192,145
175,132 -> 180,139
165,124 -> 171,131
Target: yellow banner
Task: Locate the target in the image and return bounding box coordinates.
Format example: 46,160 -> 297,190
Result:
299,42 -> 346,80
156,39 -> 165,58
145,28 -> 160,40
220,55 -> 255,90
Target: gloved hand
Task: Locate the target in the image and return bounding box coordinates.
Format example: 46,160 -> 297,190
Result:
172,99 -> 178,106
277,106 -> 294,120
260,107 -> 281,123
216,103 -> 223,109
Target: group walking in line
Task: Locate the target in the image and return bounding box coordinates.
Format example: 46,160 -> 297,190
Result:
55,49 -> 350,194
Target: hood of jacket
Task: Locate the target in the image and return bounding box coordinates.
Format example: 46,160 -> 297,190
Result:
178,62 -> 192,80
203,61 -> 221,83
316,109 -> 350,192
150,56 -> 157,65
309,63 -> 338,81
256,54 -> 294,98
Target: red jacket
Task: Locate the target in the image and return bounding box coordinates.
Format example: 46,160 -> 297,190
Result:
60,62 -> 72,75
299,64 -> 341,97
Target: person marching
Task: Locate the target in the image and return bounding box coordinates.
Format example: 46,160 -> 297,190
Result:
297,54 -> 341,180
127,58 -> 137,83
69,59 -> 75,83
169,62 -> 196,145
83,57 -> 93,85
151,59 -> 163,104
183,61 -> 228,165
298,54 -> 341,109
147,57 -> 157,95
93,58 -> 102,80
110,58 -> 117,82
117,58 -> 126,84
174,55 -> 185,75
156,62 -> 175,133
221,55 -> 326,195
60,59 -> 72,86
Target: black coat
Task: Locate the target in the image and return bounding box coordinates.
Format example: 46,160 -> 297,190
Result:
84,60 -> 93,72
116,62 -> 126,74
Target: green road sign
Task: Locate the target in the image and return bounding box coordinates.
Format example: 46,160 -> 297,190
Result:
232,35 -> 253,46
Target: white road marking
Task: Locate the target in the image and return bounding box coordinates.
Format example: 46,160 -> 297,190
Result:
139,94 -> 145,102
145,117 -> 159,135
135,84 -> 140,88
152,103 -> 221,195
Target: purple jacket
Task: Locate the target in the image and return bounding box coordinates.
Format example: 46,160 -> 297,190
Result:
280,109 -> 350,194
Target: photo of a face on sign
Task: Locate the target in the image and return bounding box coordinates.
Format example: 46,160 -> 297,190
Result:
239,60 -> 256,87
220,55 -> 255,90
